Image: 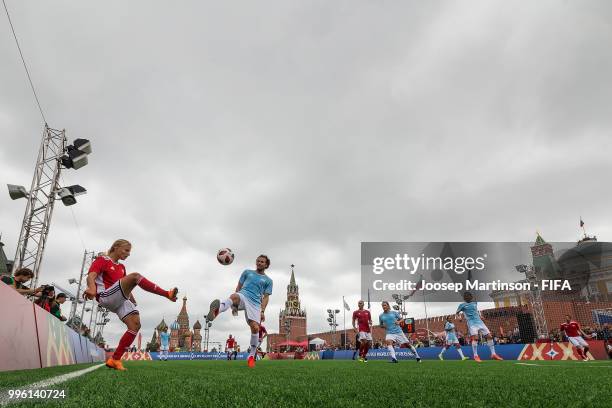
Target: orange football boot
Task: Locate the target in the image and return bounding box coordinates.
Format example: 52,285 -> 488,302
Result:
167,287 -> 178,302
106,358 -> 127,371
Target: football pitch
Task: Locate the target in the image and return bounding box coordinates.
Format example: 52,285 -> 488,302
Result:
1,360 -> 611,408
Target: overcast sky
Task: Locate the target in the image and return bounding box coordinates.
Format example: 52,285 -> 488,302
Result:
1,0 -> 611,349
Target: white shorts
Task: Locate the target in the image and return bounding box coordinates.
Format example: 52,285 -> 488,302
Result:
160,346 -> 169,352
237,293 -> 261,323
386,332 -> 409,345
358,332 -> 373,341
97,281 -> 138,320
568,336 -> 588,348
226,348 -> 235,353
446,336 -> 460,345
467,321 -> 490,336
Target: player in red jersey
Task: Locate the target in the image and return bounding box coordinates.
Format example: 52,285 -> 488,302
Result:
352,300 -> 372,362
83,239 -> 178,371
560,315 -> 593,361
226,335 -> 237,360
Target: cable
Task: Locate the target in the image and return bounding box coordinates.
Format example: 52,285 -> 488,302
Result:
2,0 -> 47,124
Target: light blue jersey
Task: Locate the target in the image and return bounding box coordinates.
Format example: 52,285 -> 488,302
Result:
445,321 -> 458,342
379,311 -> 403,335
160,332 -> 170,347
456,302 -> 483,324
238,269 -> 273,307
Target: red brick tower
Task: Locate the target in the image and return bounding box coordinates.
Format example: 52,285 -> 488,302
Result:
278,264 -> 307,342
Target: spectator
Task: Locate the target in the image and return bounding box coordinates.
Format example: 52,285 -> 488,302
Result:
50,293 -> 68,321
34,285 -> 56,312
0,267 -> 42,297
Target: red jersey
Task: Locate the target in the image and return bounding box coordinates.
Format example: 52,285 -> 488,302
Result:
226,338 -> 236,349
88,256 -> 126,293
352,309 -> 372,332
259,325 -> 267,340
560,321 -> 581,337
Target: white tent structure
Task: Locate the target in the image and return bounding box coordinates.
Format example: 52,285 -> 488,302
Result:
309,337 -> 326,350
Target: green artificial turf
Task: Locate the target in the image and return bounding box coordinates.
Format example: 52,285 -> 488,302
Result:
0,363 -> 97,390
3,360 -> 612,408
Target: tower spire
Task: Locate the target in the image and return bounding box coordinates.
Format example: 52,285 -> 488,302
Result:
290,264 -> 296,286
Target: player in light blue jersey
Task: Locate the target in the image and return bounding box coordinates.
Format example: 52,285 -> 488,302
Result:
207,255 -> 273,368
158,327 -> 170,361
379,301 -> 421,363
438,316 -> 468,360
456,292 -> 503,362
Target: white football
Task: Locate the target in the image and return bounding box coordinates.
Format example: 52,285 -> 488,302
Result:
217,248 -> 235,265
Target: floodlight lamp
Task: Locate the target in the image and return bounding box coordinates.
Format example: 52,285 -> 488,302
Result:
73,138 -> 92,155
326,309 -> 332,314
68,278 -> 77,284
327,318 -> 332,323
57,185 -> 87,206
392,294 -> 399,300
335,309 -> 340,314
61,147 -> 88,170
393,305 -> 400,310
7,184 -> 28,200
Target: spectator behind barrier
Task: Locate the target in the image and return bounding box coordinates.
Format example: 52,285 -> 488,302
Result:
0,267 -> 43,297
50,293 -> 68,321
34,285 -> 56,313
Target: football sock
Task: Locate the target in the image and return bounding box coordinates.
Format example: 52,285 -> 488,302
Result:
409,344 -> 420,358
249,333 -> 258,357
219,298 -> 233,313
457,347 -> 466,358
471,340 -> 478,357
137,277 -> 168,297
440,346 -> 447,355
387,345 -> 397,360
487,339 -> 496,355
576,347 -> 584,359
583,347 -> 589,358
113,329 -> 138,360
364,342 -> 370,357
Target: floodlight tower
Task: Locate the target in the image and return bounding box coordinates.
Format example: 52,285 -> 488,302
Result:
516,264 -> 549,339
8,125 -> 91,288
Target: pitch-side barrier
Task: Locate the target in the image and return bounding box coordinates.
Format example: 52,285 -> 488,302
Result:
0,282 -> 106,372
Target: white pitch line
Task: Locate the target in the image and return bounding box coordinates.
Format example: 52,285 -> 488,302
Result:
515,362 -> 541,366
0,363 -> 104,407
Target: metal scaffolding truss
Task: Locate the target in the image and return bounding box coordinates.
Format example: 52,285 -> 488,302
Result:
12,125 -> 66,288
